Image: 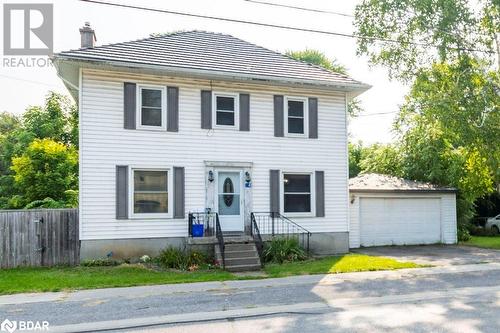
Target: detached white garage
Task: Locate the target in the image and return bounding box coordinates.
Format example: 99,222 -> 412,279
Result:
349,174 -> 457,248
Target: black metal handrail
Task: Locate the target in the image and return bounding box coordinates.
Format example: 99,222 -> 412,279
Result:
250,213 -> 264,265
251,212 -> 312,254
188,211 -> 225,268
214,213 -> 225,269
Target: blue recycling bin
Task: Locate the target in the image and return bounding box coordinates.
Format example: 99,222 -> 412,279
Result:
192,224 -> 204,237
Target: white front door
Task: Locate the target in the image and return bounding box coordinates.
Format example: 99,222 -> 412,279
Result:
216,171 -> 244,232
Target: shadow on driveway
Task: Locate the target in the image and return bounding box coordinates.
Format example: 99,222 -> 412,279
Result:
352,244 -> 500,266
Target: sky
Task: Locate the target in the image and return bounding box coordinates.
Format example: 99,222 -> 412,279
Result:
0,0 -> 408,144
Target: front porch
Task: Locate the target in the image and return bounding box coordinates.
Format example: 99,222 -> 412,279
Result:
187,211 -> 312,271
188,212 -> 311,248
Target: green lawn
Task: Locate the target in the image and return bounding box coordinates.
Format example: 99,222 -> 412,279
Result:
0,254 -> 422,295
0,265 -> 235,295
463,236 -> 500,249
264,254 -> 424,278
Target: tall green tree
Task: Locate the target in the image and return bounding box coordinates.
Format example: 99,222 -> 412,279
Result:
10,139 -> 78,208
286,49 -> 363,116
396,58 -> 499,181
359,143 -> 403,177
348,142 -> 365,178
287,49 -> 348,73
354,0 -> 500,237
0,92 -> 78,208
354,0 -> 499,81
0,112 -> 19,134
23,92 -> 78,146
0,112 -> 36,208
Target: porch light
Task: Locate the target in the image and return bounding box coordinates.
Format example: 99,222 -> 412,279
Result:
245,171 -> 251,183
208,170 -> 214,182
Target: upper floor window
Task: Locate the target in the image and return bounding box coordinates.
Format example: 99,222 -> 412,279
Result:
137,85 -> 166,130
285,97 -> 308,137
213,92 -> 239,128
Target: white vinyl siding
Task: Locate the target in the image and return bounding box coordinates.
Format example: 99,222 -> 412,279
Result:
79,69 -> 349,240
349,192 -> 457,248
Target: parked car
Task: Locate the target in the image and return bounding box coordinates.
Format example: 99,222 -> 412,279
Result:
485,214 -> 500,234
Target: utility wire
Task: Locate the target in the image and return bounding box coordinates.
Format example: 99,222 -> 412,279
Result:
243,0 -> 353,17
244,0 -> 490,40
356,111 -> 398,117
78,0 -> 493,54
0,74 -> 61,88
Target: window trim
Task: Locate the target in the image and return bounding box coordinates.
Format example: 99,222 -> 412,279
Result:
136,85 -> 167,131
128,167 -> 173,219
280,171 -> 315,217
212,92 -> 239,129
284,96 -> 308,138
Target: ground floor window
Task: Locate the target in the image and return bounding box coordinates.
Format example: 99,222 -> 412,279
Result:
131,169 -> 170,217
282,173 -> 312,214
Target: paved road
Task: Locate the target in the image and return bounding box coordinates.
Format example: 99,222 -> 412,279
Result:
1,263 -> 499,333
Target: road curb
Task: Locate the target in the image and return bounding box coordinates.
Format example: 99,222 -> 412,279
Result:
48,302 -> 328,333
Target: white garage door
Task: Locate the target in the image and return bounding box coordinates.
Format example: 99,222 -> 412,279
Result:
360,197 -> 441,246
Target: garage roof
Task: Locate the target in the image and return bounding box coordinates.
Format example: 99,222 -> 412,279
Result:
349,173 -> 457,193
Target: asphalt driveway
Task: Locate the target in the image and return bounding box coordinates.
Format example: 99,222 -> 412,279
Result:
353,244 -> 500,266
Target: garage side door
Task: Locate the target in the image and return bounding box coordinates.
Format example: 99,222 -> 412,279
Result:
360,197 -> 441,246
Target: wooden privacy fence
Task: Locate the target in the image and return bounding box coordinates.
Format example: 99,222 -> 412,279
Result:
0,209 -> 79,268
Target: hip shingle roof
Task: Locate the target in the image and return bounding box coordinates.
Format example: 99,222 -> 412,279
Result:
55,30 -> 367,89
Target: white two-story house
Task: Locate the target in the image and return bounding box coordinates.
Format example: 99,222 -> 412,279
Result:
53,25 -> 370,267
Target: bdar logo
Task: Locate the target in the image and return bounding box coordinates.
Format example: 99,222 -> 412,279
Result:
0,319 -> 17,333
3,3 -> 53,55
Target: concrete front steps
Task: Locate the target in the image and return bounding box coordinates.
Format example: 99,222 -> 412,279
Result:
215,236 -> 262,272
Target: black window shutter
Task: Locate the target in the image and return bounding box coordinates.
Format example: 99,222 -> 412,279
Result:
116,166 -> 128,219
270,170 -> 280,213
123,82 -> 136,129
173,167 -> 185,219
315,171 -> 325,217
273,95 -> 284,137
201,90 -> 212,129
309,97 -> 318,138
239,93 -> 250,131
167,87 -> 179,132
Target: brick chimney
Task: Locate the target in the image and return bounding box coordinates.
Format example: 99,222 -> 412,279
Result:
79,22 -> 96,48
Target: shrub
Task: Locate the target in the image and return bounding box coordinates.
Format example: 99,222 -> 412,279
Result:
188,251 -> 206,266
263,237 -> 306,264
467,224 -> 500,237
10,138 -> 78,204
140,255 -> 151,263
458,223 -> 472,241
157,247 -> 187,270
156,247 -> 208,270
24,197 -> 67,209
81,258 -> 119,267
